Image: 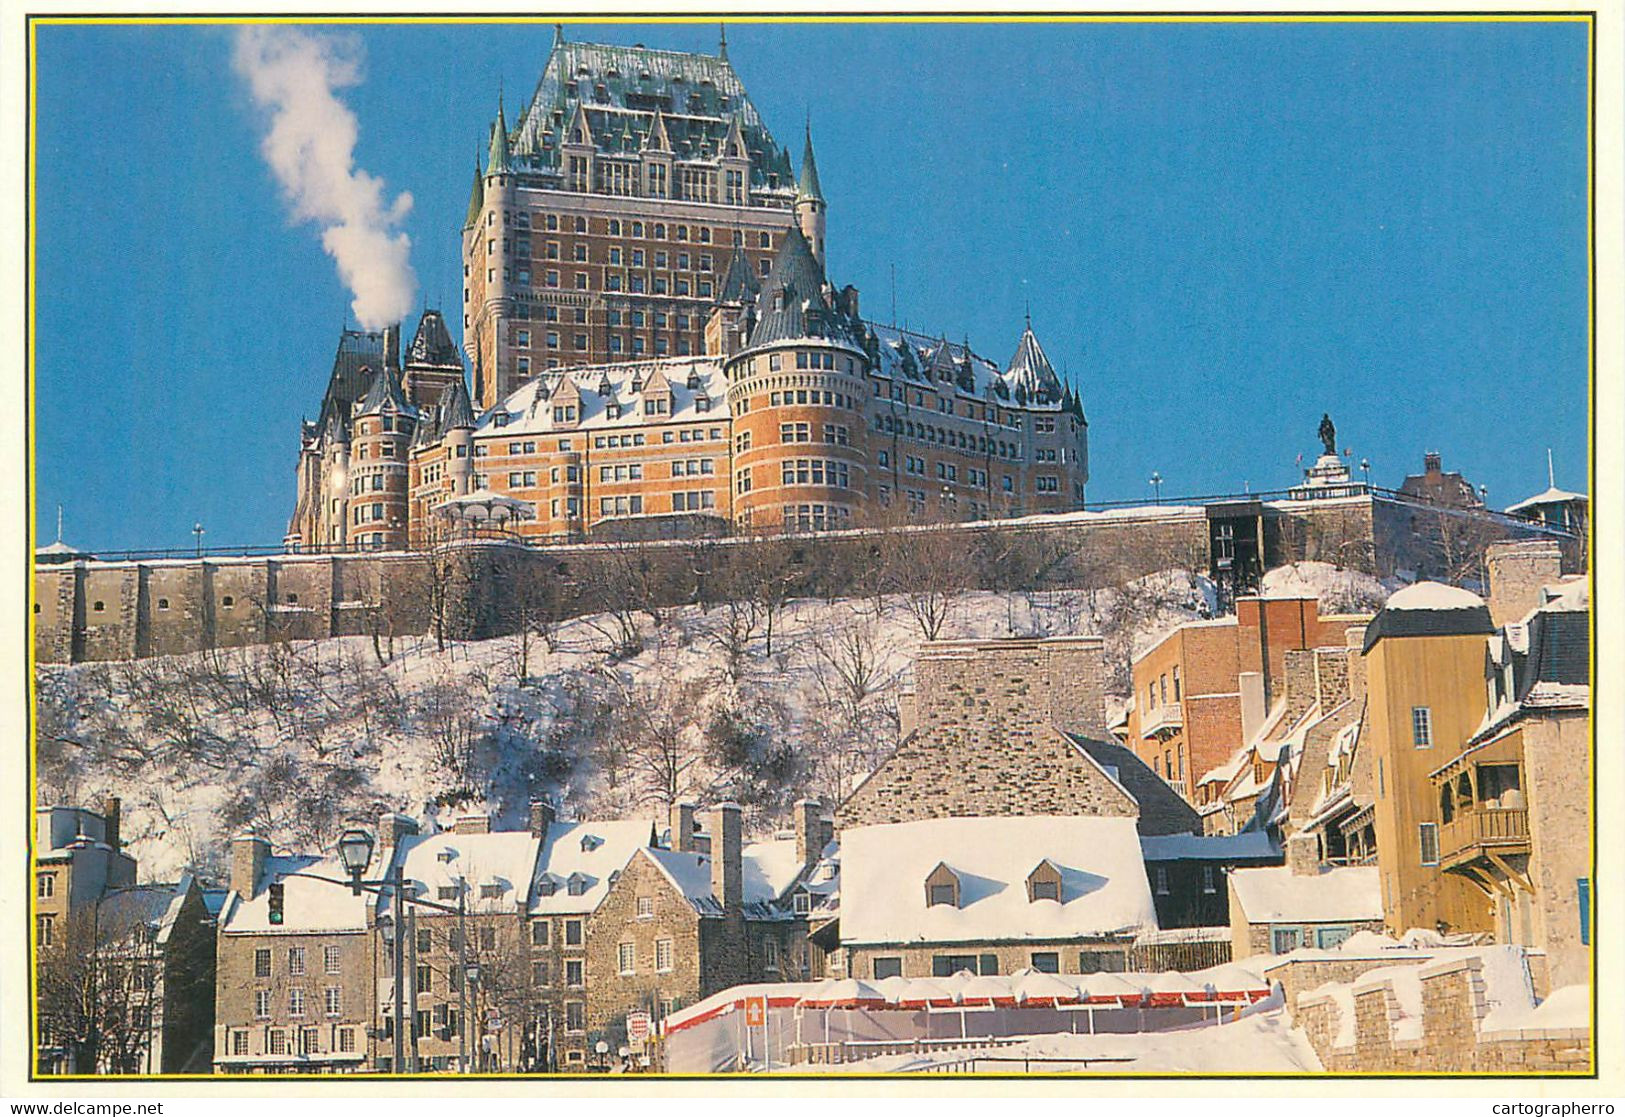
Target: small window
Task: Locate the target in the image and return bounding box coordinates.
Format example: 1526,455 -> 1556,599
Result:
156,598 -> 169,610
565,919 -> 582,946
1419,822 -> 1440,866
655,938 -> 674,973
1030,952 -> 1060,974
793,891 -> 812,915
1271,927 -> 1303,954
1154,867 -> 1170,895
928,884 -> 956,907
636,896 -> 654,919
617,942 -> 636,975
531,921 -> 550,946
1411,706 -> 1433,749
221,595 -> 235,608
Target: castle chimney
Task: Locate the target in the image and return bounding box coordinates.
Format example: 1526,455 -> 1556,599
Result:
101,795 -> 121,852
1424,451 -> 1442,475
528,800 -> 556,838
383,323 -> 401,370
231,834 -> 271,900
793,799 -> 823,868
705,803 -> 743,914
1484,539 -> 1565,628
670,802 -> 698,853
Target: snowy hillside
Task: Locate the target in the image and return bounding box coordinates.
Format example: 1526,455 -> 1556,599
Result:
35,564 -> 1385,884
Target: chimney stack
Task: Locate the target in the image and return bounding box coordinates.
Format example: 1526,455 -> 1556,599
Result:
377,812 -> 419,855
383,323 -> 401,370
1484,540 -> 1565,628
1286,831 -> 1322,877
670,802 -> 698,853
528,800 -> 556,838
101,795 -> 121,852
453,813 -> 491,835
705,803 -> 743,914
794,799 -> 823,868
231,833 -> 271,899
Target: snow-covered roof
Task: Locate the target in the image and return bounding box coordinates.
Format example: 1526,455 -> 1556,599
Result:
741,838 -> 806,905
1140,831 -> 1280,863
1229,865 -> 1381,924
839,816 -> 1157,946
1504,486 -> 1587,515
531,818 -> 655,916
385,829 -> 542,918
475,357 -> 727,437
221,854 -> 372,935
1383,582 -> 1487,612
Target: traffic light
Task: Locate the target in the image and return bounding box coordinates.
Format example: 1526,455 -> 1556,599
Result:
268,881 -> 285,926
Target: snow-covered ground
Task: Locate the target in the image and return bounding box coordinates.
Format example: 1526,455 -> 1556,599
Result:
35,563 -> 1388,885
822,1007 -> 1322,1073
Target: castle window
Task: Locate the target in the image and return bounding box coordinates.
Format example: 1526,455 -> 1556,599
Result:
221,596 -> 235,609
92,600 -> 105,612
156,598 -> 169,610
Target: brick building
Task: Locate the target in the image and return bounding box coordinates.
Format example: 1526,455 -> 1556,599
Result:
1124,597 -> 1368,803
285,33 -> 1088,551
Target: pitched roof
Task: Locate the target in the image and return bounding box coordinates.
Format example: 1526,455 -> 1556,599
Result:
315,328 -> 388,431
530,818 -> 656,916
1504,486 -> 1588,515
797,123 -> 824,201
384,829 -> 541,918
438,377 -> 476,430
463,158 -> 484,229
1362,583 -> 1494,653
746,226 -> 865,349
355,364 -> 417,418
839,816 -> 1157,946
510,39 -> 791,190
1229,865 -> 1381,923
1004,323 -> 1063,403
407,309 -> 462,369
717,244 -> 760,304
220,853 -> 372,935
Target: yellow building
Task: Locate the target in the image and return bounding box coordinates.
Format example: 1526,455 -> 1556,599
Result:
1360,582 -> 1496,936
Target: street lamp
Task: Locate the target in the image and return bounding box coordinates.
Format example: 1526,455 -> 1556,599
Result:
1360,458 -> 1371,488
192,522 -> 205,557
1150,472 -> 1163,505
334,827 -> 408,1074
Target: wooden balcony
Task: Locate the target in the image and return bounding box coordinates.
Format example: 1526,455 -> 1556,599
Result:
1440,807 -> 1529,872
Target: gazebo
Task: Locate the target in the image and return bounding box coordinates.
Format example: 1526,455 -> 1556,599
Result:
433,491 -> 536,537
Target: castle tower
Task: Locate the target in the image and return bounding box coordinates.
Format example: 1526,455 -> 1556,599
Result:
349,357 -> 419,549
463,100 -> 519,409
401,309 -> 467,409
724,226 -> 869,532
794,124 -> 827,266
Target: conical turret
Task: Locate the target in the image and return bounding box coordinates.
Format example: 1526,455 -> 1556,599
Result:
794,122 -> 827,267
488,99 -> 511,176
464,155 -> 484,228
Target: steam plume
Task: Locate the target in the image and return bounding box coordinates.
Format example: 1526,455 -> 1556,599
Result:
234,27 -> 417,329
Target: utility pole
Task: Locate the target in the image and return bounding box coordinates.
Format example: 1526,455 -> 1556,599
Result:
458,886 -> 468,1073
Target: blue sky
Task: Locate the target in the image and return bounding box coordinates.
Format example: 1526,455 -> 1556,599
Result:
33,19 -> 1589,552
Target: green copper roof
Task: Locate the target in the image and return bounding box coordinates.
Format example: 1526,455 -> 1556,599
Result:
508,38 -> 790,189
463,159 -> 484,228
488,101 -> 511,174
797,124 -> 823,202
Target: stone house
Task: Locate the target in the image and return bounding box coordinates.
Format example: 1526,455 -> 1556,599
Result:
213,827 -> 394,1073
833,815 -> 1158,981
1228,860 -> 1384,959
524,806 -> 660,1071
584,801 -> 825,1054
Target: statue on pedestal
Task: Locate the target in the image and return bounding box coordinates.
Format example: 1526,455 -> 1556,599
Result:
1318,413 -> 1337,458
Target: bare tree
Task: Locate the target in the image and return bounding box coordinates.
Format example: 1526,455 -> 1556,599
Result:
36,905 -> 162,1075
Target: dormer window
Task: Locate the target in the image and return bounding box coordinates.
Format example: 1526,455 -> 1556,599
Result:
924,862 -> 961,909
566,872 -> 589,897
580,834 -> 601,853
480,883 -> 503,899
1026,859 -> 1063,903
793,891 -> 812,916
537,877 -> 558,898
437,850 -> 455,863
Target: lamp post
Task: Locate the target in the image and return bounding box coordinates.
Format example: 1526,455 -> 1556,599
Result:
1360,458 -> 1371,488
192,522 -> 205,557
335,827 -> 407,1074
1150,472 -> 1163,505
